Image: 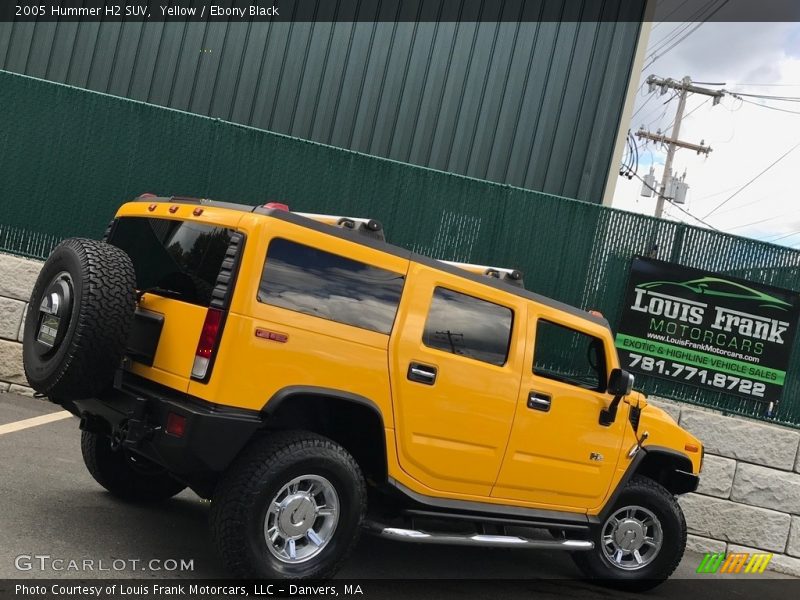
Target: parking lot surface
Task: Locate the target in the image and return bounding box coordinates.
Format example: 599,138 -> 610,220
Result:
0,393 -> 794,599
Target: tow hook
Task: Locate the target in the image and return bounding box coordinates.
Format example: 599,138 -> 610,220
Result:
110,424 -> 126,451
121,419 -> 159,449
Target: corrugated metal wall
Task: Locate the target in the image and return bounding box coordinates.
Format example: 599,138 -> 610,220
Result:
0,0 -> 644,202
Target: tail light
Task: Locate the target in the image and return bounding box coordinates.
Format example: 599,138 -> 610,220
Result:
191,308 -> 224,380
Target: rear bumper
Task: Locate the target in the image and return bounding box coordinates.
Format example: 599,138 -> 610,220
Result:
69,372 -> 261,482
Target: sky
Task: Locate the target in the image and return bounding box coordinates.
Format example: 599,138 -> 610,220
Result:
611,21 -> 800,249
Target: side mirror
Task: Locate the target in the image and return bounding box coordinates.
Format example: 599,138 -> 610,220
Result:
599,368 -> 634,426
607,368 -> 634,396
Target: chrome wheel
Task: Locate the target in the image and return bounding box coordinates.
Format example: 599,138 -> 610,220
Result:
264,474 -> 339,563
601,505 -> 662,570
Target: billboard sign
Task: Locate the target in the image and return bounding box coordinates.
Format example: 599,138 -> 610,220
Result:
615,257 -> 799,404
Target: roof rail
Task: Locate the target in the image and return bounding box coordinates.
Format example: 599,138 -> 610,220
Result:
294,212 -> 386,242
440,260 -> 525,288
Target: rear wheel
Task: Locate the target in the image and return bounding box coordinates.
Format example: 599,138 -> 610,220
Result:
81,430 -> 186,502
572,476 -> 686,591
210,431 -> 366,579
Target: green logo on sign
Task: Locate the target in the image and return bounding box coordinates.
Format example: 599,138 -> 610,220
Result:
638,277 -> 792,311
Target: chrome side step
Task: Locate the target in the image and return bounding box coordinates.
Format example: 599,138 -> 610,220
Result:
365,522 -> 594,551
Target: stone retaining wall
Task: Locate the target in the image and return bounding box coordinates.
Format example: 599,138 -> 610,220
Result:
651,397 -> 800,576
2,251 -> 800,575
0,252 -> 40,396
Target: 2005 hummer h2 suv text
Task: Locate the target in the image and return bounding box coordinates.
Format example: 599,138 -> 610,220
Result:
22,196 -> 702,589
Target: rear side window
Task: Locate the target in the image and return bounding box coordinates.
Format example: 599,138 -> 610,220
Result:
533,320 -> 607,391
258,238 -> 404,334
108,217 -> 233,307
423,288 -> 513,366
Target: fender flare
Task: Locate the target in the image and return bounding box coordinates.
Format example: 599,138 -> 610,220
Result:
595,445 -> 697,524
261,385 -> 385,426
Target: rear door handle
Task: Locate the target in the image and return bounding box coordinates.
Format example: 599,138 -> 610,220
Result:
408,362 -> 437,385
527,391 -> 552,412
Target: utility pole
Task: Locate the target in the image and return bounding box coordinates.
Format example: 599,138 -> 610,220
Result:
635,76 -> 723,218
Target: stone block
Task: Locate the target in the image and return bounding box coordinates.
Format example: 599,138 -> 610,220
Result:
680,407 -> 800,470
686,534 -> 727,555
0,297 -> 25,340
679,493 -> 790,552
7,384 -> 35,397
697,454 -> 736,499
0,339 -> 26,385
787,516 -> 800,558
731,463 -> 800,515
0,254 -> 41,301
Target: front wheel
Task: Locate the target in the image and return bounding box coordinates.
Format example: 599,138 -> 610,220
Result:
210,431 -> 366,579
572,476 -> 686,591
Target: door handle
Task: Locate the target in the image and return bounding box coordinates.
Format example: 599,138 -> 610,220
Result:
408,362 -> 437,385
527,391 -> 551,412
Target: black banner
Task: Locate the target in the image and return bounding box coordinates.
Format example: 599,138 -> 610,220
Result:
2,0 -> 800,23
615,257 -> 800,404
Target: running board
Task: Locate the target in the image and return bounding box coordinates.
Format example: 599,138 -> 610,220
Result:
365,522 -> 594,551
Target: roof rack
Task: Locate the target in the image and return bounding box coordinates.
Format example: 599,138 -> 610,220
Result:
440,260 -> 525,288
293,212 -> 385,242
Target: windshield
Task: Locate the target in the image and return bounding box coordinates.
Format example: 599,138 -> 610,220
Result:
108,216 -> 233,307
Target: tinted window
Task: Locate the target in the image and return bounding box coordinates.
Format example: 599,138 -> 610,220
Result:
258,238 -> 404,334
533,320 -> 607,391
109,217 -> 232,307
423,288 -> 513,366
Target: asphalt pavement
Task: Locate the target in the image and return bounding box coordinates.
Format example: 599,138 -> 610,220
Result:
0,392 -> 795,600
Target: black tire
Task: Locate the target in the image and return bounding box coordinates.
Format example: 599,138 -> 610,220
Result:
571,476 -> 686,592
23,238 -> 136,400
81,430 -> 186,502
210,431 -> 366,579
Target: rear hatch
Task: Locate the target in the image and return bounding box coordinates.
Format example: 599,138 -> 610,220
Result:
107,213 -> 242,393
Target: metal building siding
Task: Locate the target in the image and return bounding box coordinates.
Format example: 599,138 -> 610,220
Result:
0,0 -> 644,202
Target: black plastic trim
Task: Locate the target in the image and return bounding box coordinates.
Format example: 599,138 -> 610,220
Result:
403,508 -> 590,532
192,231 -> 245,384
262,385 -> 384,424
72,372 -> 262,477
387,478 -> 590,526
594,445 -> 696,524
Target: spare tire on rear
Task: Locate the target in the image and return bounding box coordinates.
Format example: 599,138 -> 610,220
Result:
23,238 -> 136,400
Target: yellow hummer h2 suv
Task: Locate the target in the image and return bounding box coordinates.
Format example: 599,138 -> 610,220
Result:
23,196 -> 702,589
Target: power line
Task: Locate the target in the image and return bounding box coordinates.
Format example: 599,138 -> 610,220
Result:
643,0 -> 730,71
766,230 -> 800,243
731,82 -> 800,87
724,208 -> 800,231
728,91 -> 800,102
631,92 -> 656,119
646,1 -> 719,59
650,0 -> 692,30
703,139 -> 800,218
739,97 -> 800,115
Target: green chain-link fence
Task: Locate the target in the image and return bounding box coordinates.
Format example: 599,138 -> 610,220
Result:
2,70 -> 799,426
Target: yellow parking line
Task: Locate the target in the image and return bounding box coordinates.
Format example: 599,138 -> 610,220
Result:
0,411 -> 72,435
